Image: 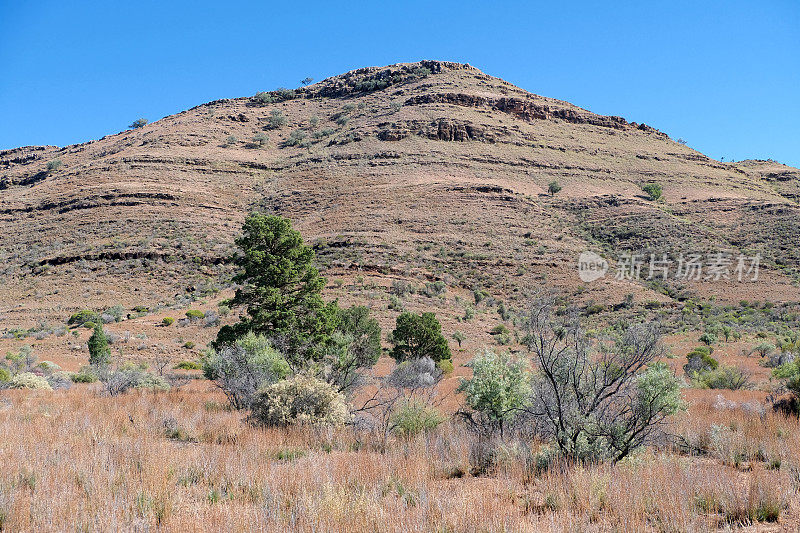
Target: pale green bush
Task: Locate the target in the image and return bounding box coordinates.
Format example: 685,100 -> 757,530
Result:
390,401 -> 444,437
10,372 -> 52,390
250,375 -> 349,427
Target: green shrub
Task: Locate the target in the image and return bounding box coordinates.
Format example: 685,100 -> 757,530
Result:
204,332 -> 291,409
451,331 -> 466,349
68,310 -> 101,328
268,109 -> 287,129
684,346 -> 718,375
162,317 -> 175,326
250,375 -> 350,427
251,133 -> 269,148
186,309 -> 205,320
88,323 -> 111,366
283,129 -> 308,147
490,324 -> 510,336
70,366 -> 98,383
183,341 -> 196,350
174,360 -> 202,370
253,91 -> 275,104
436,358 -> 454,375
129,118 -> 148,129
547,180 -> 562,196
692,365 -> 750,390
225,135 -> 238,146
457,349 -> 529,434
0,368 -> 10,383
753,342 -> 775,358
47,159 -> 63,172
390,401 -> 444,437
699,332 -> 718,346
642,183 -> 662,201
136,373 -> 170,391
390,311 -> 452,363
10,372 -> 52,390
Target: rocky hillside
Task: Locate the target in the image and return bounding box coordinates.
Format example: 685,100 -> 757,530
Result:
2,60 -> 800,328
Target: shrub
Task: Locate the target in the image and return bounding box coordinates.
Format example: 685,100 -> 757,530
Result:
162,317 -> 175,326
251,133 -> 269,147
283,129 -> 308,147
96,365 -> 168,395
268,109 -> 287,129
390,401 -> 445,437
451,331 -> 465,349
253,91 -> 275,104
185,309 -> 205,320
174,360 -> 202,370
642,183 -> 662,201
129,118 -> 148,129
0,368 -> 10,383
387,357 -> 442,389
10,372 -> 52,390
547,180 -> 562,196
68,309 -> 101,328
390,311 -> 451,363
88,323 -> 111,366
522,303 -> 684,462
250,375 -> 350,427
70,366 -> 98,383
457,349 -> 529,437
204,332 -> 290,409
699,332 -> 718,346
753,342 -> 775,358
47,159 -> 63,172
436,358 -> 454,375
136,373 -> 171,391
103,305 -> 125,323
224,135 -> 238,146
47,371 -> 73,390
490,324 -> 510,336
203,310 -> 220,328
692,365 -> 751,390
684,346 -> 718,375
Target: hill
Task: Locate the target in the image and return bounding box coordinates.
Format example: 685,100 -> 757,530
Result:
2,59 -> 800,333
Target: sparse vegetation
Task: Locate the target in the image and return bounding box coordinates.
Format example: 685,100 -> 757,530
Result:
642,183 -> 663,201
547,180 -> 562,196
129,118 -> 148,129
267,109 -> 287,129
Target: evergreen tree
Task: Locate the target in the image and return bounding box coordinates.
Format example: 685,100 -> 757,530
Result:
214,213 -> 336,366
88,323 -> 111,366
390,311 -> 451,363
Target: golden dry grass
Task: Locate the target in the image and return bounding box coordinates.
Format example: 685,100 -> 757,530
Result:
1,383 -> 798,532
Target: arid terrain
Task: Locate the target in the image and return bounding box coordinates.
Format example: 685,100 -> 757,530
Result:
2,60 -> 800,531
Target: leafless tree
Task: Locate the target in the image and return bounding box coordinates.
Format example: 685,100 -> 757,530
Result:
520,300 -> 683,463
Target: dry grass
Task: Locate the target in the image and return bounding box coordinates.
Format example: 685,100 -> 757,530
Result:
1,384 -> 797,532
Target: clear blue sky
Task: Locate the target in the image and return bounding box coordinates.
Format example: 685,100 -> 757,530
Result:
1,1 -> 798,166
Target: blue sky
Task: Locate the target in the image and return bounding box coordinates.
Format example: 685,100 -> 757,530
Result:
1,1 -> 798,166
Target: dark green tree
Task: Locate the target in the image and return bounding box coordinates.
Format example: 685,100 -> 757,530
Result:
88,323 -> 111,366
214,213 -> 336,366
547,180 -> 562,196
390,311 -> 451,363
